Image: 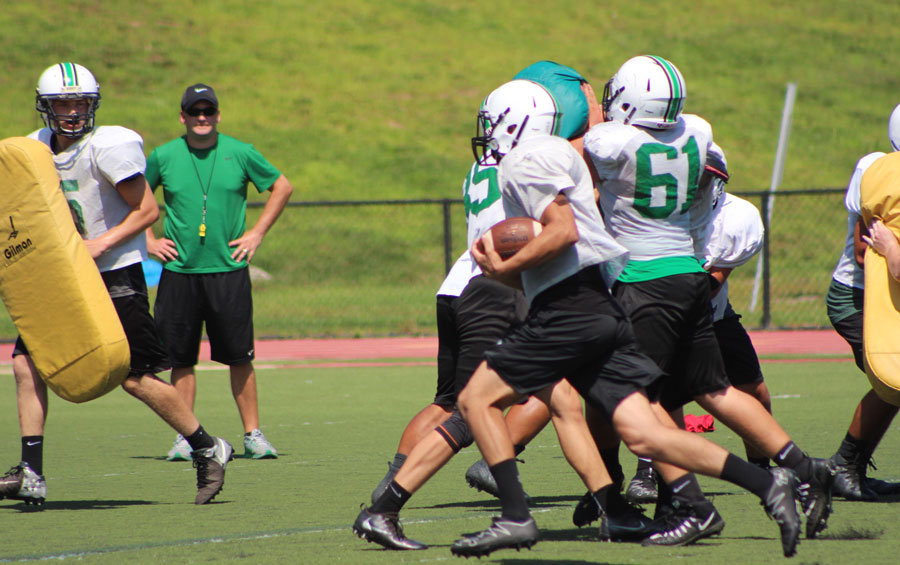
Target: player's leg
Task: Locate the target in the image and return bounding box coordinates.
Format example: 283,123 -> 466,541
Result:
356,409 -> 467,550
153,269 -> 204,460
611,392 -> 802,557
452,361 -> 538,554
464,396 -> 550,497
828,307 -> 900,499
205,269 -> 278,459
369,295 -> 459,502
1,343 -> 48,505
112,263 -> 232,504
715,311 -> 773,468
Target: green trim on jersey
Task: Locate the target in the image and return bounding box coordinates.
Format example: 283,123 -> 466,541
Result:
618,255 -> 705,283
145,133 -> 281,274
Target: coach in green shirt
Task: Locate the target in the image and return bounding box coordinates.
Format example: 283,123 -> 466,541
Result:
145,83 -> 293,461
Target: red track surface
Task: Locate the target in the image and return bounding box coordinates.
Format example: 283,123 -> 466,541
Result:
0,329 -> 850,364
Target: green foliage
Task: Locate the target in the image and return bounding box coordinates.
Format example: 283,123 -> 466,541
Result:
0,358 -> 897,563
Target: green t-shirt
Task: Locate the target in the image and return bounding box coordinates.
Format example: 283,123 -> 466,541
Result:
146,134 -> 281,273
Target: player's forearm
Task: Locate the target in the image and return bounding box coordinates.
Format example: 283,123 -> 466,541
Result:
248,175 -> 293,238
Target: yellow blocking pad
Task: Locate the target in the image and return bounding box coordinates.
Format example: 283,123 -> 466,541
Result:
860,151 -> 900,406
0,137 -> 129,403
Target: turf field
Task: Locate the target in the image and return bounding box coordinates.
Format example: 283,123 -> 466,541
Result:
0,357 -> 898,563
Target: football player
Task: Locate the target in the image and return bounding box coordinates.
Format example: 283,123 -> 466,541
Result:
825,102 -> 900,500
583,55 -> 834,547
0,63 -> 233,506
451,78 -> 802,558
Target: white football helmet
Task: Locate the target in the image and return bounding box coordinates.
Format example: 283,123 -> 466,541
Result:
602,55 -> 686,129
35,62 -> 101,138
889,102 -> 900,152
472,79 -> 560,164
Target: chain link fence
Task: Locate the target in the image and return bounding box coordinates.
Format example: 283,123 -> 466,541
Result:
0,189 -> 848,341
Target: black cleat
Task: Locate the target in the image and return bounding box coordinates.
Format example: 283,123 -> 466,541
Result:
192,437 -> 234,505
353,506 -> 427,550
866,476 -> 900,496
830,453 -> 876,501
798,458 -> 835,539
625,466 -> 658,504
763,467 -> 802,557
451,516 -> 538,557
600,498 -> 655,542
0,462 -> 45,506
641,503 -> 724,547
572,490 -> 601,527
464,458 -> 531,504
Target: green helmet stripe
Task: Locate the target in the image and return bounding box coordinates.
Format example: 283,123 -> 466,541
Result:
60,62 -> 77,87
647,56 -> 683,122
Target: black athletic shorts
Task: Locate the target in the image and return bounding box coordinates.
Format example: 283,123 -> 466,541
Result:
14,263 -> 171,377
154,268 -> 254,367
614,272 -> 730,411
484,267 -> 663,423
714,312 -> 764,387
826,280 -> 864,371
434,275 -> 527,405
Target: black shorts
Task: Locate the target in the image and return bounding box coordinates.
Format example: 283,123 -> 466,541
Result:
485,267 -> 663,423
614,273 -> 730,411
14,263 -> 171,377
832,311 -> 864,371
154,268 -> 254,367
434,276 -> 527,405
826,280 -> 864,371
714,312 -> 763,387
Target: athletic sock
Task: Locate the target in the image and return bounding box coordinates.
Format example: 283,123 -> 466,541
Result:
490,459 -> 531,522
185,425 -> 216,451
668,473 -> 715,517
834,432 -> 867,465
599,444 -> 624,488
635,456 -> 653,473
370,479 -> 411,514
748,456 -> 771,470
774,440 -> 813,483
21,436 -> 43,476
720,453 -> 773,499
390,452 -> 408,471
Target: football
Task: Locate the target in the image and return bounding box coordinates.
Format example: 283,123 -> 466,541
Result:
489,217 -> 542,259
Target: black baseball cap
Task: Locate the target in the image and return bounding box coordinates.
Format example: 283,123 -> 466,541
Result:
181,83 -> 218,110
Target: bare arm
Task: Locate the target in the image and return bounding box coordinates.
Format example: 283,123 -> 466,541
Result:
228,174 -> 294,263
854,217 -> 868,267
472,192 -> 578,283
706,266 -> 733,298
83,175 -> 159,259
862,219 -> 900,281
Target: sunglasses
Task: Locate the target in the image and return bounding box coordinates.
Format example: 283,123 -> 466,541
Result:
185,106 -> 218,117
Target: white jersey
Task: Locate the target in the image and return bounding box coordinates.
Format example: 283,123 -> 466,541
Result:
498,135 -> 629,298
28,125 -> 147,273
436,161 -> 507,297
584,114 -> 724,282
832,152 -> 885,289
703,193 -> 764,321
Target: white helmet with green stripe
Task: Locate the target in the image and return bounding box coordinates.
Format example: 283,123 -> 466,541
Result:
602,55 -> 685,130
35,62 -> 102,138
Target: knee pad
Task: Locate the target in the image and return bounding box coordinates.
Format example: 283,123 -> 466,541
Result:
435,410 -> 474,452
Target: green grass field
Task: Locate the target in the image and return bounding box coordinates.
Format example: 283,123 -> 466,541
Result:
1,357 -> 898,563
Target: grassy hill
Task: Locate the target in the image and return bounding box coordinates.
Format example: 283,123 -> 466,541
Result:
3,1 -> 898,197
0,1 -> 896,336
